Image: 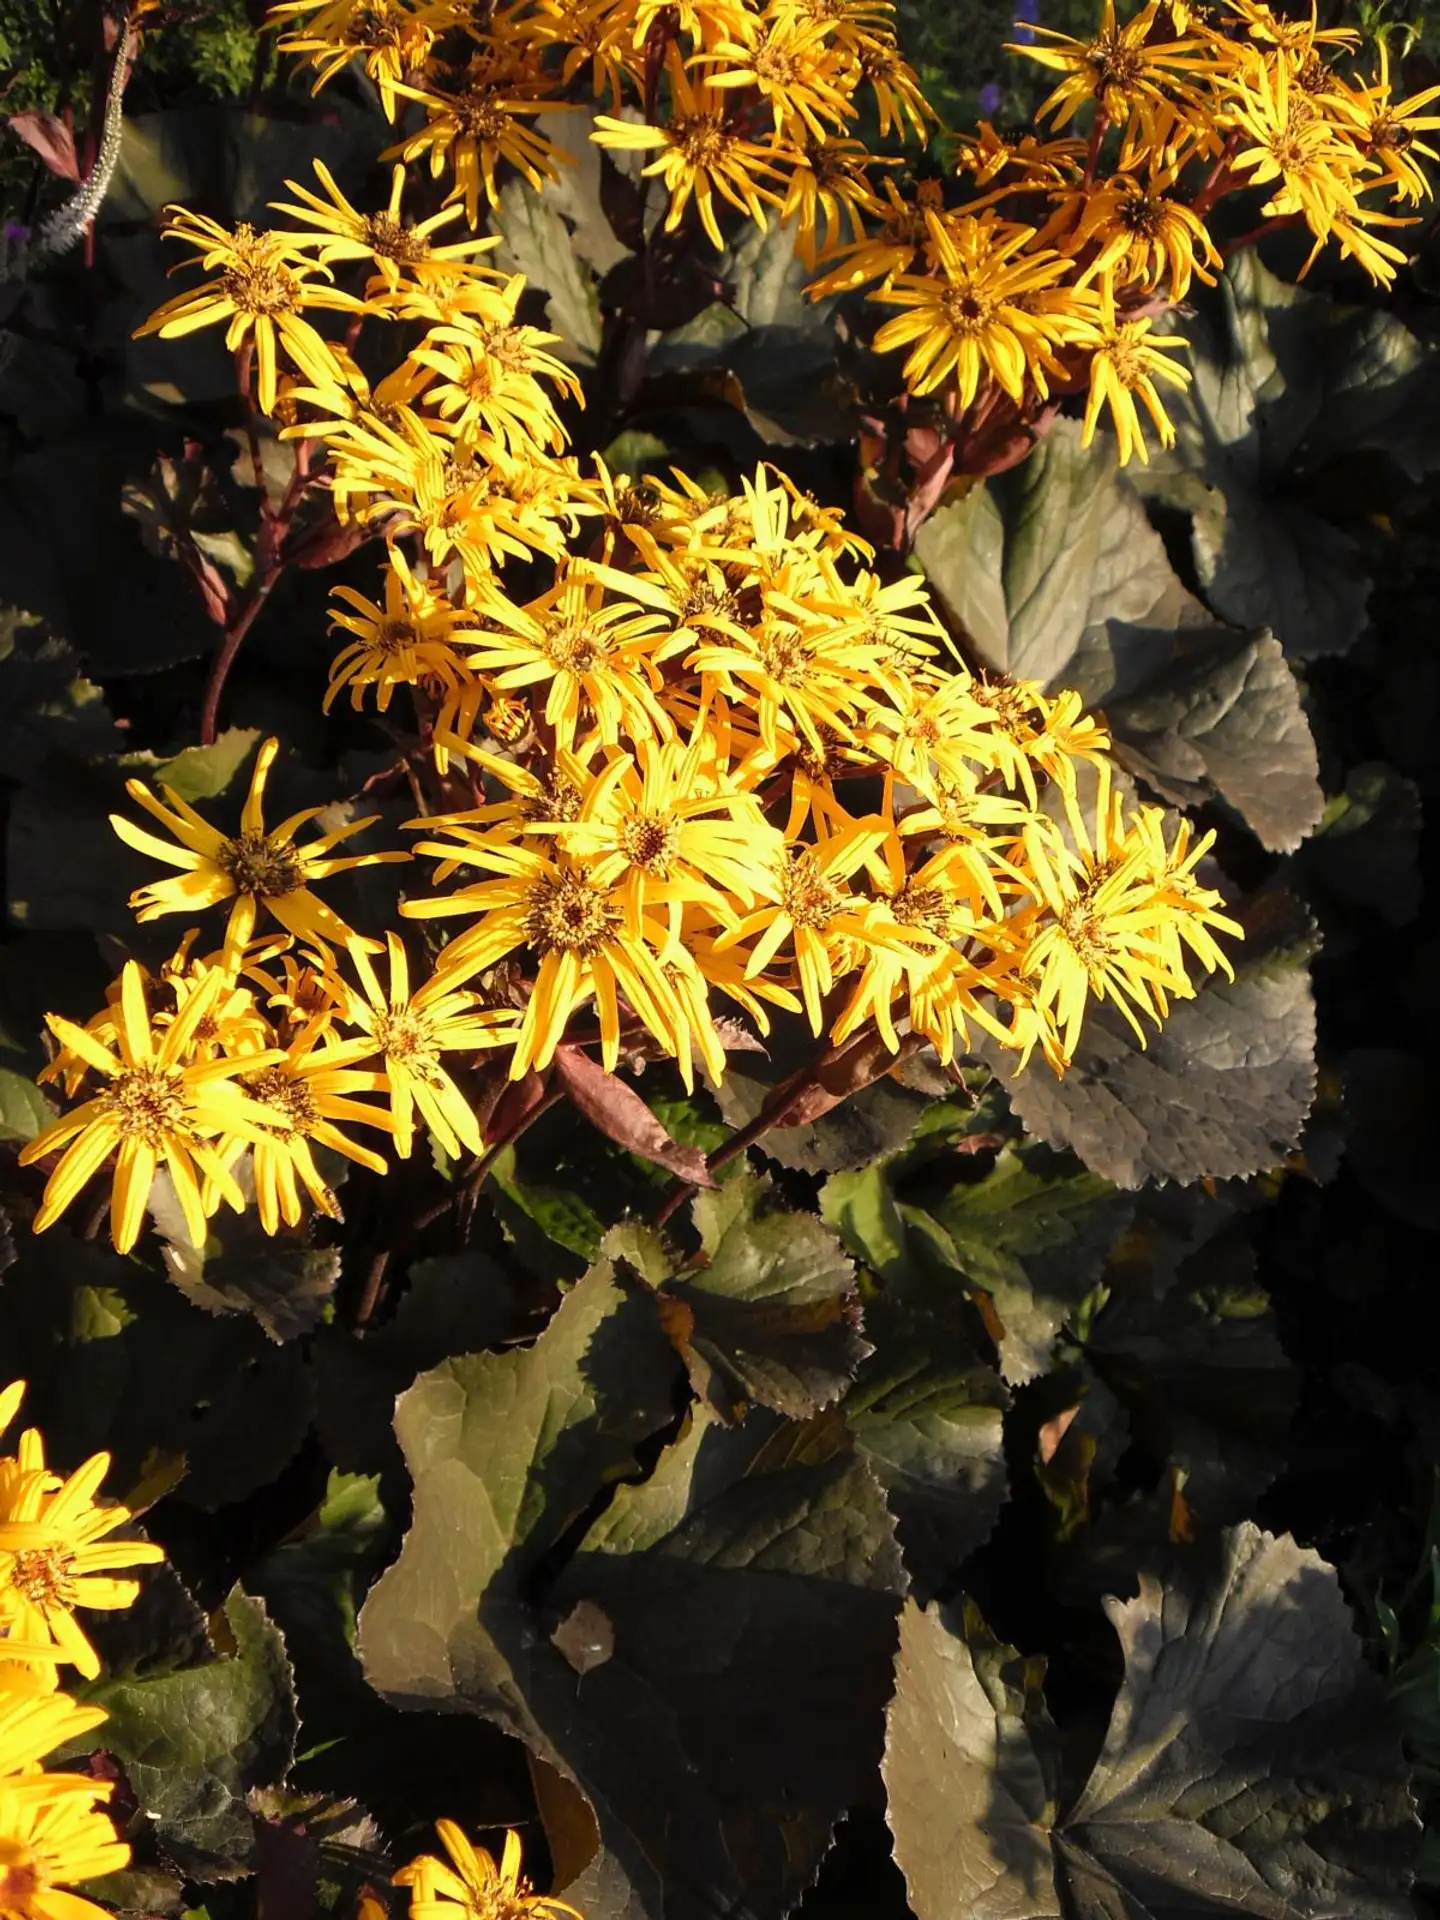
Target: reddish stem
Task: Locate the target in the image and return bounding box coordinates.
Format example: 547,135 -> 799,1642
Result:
1220,213 -> 1304,257
199,573 -> 281,746
1084,108 -> 1110,188
649,1038 -> 852,1231
1191,132 -> 1243,219
353,1085 -> 566,1328
198,406 -> 317,744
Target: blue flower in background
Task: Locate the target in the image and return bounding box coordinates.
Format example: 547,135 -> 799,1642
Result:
1012,0 -> 1039,43
979,80 -> 1002,114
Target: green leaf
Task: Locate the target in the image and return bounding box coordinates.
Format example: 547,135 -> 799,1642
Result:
148,728 -> 261,804
993,889 -> 1318,1190
914,424 -> 1321,851
356,1259 -> 683,1716
553,1419 -> 905,1920
0,1230 -> 314,1511
713,1042 -> 932,1175
886,1526 -> 1418,1920
491,113 -> 624,363
845,1293 -> 1010,1592
650,221 -> 850,447
150,1171 -> 340,1343
0,608 -> 121,780
915,423 -> 1141,688
821,1160 -> 911,1285
359,1267 -> 904,1920
658,1172 -> 869,1419
1060,1524 -> 1418,1918
316,1250 -> 517,1478
253,1470 -> 392,1673
1127,252 -> 1420,661
0,434 -> 224,674
927,1144 -> 1134,1385
1108,625 -> 1322,854
1218,247 -> 1440,482
0,1065 -> 55,1142
79,1586 -> 298,1881
6,752 -> 152,933
883,1599 -> 1060,1920
488,1143 -> 607,1261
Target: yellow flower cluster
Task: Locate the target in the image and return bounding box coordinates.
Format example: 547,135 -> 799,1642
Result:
1,1382 -> 162,1920
254,0 -> 1436,473
819,0 -> 1439,461
21,0 -> 1243,1256
267,0 -> 932,250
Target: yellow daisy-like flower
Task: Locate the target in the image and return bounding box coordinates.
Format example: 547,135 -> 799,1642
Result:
322,412 -> 587,585
1076,278 -> 1192,467
403,839 -> 683,1078
459,566 -> 689,751
222,1020 -> 394,1235
110,737 -> 409,966
0,1675 -> 109,1770
695,14 -> 859,144
18,964 -> 283,1254
267,0 -> 460,118
1333,40 -> 1440,204
0,1778 -> 131,1920
270,161 -> 503,295
1016,0 -> 1206,132
1054,168 -> 1222,298
869,210 -> 1075,407
1014,764 -> 1238,1066
536,732 -> 778,938
775,137 -> 888,268
135,210 -> 361,415
404,281 -> 583,453
0,1431 -> 165,1680
394,1822 -> 580,1920
716,817 -> 891,1034
325,936 -> 518,1161
593,54 -> 785,250
857,36 -> 936,141
1222,50 -> 1363,239
389,57 -> 567,227
325,549 -> 476,718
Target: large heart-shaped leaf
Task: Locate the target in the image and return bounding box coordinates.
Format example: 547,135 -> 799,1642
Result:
77,1586 -> 298,1880
886,1524 -> 1418,1920
914,423 -> 1322,850
358,1261 -> 906,1920
992,889 -> 1317,1189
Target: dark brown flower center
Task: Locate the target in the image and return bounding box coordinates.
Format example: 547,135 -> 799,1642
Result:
620,812 -> 680,872
247,1066 -> 322,1138
7,1544 -> 74,1609
779,850 -> 842,929
220,832 -> 306,898
364,213 -> 430,263
103,1065 -> 188,1143
523,871 -> 616,955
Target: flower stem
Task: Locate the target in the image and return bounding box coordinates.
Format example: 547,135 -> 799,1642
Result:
198,435 -> 315,745
352,1084 -> 566,1328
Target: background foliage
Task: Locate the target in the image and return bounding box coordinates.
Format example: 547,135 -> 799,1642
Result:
4,3 -> 1440,1919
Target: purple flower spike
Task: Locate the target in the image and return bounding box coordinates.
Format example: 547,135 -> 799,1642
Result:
979,81 -> 1002,115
